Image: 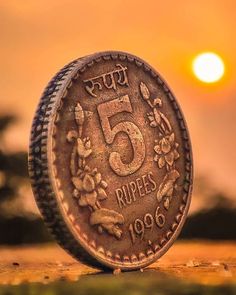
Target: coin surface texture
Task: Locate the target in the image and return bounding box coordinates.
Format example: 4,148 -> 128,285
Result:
29,51 -> 193,270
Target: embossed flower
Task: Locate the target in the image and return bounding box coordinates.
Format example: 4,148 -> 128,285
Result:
75,103 -> 85,127
140,82 -> 150,101
156,169 -> 180,209
76,137 -> 92,158
154,133 -> 179,168
147,112 -> 158,128
72,169 -> 108,209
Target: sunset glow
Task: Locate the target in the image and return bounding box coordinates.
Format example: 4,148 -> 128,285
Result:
193,52 -> 225,83
1,0 -> 236,207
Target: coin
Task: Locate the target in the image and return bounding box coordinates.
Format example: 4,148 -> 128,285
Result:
29,51 -> 193,270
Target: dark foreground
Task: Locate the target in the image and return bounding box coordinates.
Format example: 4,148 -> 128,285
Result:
0,241 -> 235,294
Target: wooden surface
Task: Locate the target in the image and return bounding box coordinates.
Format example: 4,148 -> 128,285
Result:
0,240 -> 235,286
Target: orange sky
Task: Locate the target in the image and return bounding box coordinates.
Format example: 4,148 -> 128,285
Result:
1,0 -> 236,202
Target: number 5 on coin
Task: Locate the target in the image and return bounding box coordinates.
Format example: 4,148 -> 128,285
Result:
97,95 -> 146,176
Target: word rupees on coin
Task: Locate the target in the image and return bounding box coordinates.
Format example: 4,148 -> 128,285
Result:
29,51 -> 193,270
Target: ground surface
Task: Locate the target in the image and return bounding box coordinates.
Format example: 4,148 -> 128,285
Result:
0,240 -> 235,294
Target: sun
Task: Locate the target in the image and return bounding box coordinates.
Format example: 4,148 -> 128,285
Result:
192,52 -> 225,83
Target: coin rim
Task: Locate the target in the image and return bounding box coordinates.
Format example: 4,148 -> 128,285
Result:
29,51 -> 193,270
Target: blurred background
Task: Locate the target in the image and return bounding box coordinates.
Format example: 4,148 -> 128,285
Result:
0,0 -> 236,244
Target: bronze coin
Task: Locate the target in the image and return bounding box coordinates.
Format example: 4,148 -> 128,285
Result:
29,51 -> 193,270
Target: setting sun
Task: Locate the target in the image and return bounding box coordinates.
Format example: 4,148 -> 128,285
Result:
193,52 -> 225,83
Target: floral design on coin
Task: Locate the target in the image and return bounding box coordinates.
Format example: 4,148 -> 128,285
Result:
67,102 -> 125,239
140,82 -> 180,211
29,51 -> 193,271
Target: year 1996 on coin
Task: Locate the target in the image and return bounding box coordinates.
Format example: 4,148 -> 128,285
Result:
129,206 -> 165,243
